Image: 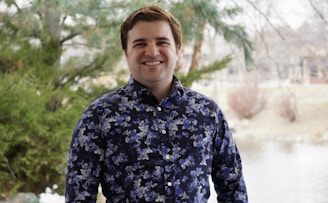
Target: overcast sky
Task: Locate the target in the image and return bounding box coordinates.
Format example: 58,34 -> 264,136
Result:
273,0 -> 310,28
0,0 -> 320,34
234,0 -> 313,32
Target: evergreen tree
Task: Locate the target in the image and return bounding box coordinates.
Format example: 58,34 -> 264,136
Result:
0,0 -> 253,198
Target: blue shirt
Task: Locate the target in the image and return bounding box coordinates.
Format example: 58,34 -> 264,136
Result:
65,76 -> 247,203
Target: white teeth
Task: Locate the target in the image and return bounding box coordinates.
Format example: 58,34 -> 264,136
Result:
144,61 -> 161,65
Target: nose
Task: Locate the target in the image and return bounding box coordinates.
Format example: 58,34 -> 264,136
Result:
145,43 -> 159,56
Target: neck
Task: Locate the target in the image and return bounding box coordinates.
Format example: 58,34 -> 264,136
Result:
148,83 -> 172,103
132,76 -> 174,103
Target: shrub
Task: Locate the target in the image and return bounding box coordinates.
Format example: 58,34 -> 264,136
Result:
0,74 -> 87,199
277,92 -> 298,122
228,81 -> 267,119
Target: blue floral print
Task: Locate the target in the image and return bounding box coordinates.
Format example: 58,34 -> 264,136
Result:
65,76 -> 247,203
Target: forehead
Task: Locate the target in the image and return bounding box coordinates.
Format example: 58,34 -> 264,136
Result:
127,20 -> 174,42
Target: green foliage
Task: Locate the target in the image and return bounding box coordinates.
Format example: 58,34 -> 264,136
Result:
0,0 -> 128,80
0,72 -> 89,198
0,0 -> 129,198
219,24 -> 254,66
0,0 -> 253,199
178,55 -> 232,87
0,77 -> 114,198
170,0 -> 253,67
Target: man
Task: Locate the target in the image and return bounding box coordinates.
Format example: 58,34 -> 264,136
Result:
65,5 -> 248,203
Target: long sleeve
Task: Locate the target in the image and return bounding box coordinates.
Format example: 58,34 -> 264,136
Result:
211,111 -> 248,203
65,107 -> 105,203
65,77 -> 248,202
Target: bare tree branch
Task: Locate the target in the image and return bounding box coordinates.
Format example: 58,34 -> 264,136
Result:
244,0 -> 285,40
60,32 -> 80,45
13,1 -> 21,12
61,15 -> 67,30
5,157 -> 17,181
258,30 -> 285,80
308,0 -> 328,26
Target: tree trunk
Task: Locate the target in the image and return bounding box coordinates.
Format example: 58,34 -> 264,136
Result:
42,4 -> 62,66
189,22 -> 206,71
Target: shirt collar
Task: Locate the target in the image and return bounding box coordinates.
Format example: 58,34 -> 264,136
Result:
127,75 -> 185,102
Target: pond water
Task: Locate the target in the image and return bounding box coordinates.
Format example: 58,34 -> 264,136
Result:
209,139 -> 328,203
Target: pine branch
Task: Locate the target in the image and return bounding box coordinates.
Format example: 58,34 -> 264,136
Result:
178,55 -> 232,87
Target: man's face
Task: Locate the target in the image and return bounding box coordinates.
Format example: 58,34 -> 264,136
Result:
125,20 -> 179,89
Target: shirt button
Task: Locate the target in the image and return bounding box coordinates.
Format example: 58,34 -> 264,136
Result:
167,182 -> 172,187
161,129 -> 166,134
165,155 -> 170,160
157,107 -> 162,111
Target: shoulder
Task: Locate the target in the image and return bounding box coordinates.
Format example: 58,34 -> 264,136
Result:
82,85 -> 129,116
182,87 -> 228,119
94,84 -> 130,104
183,87 -> 218,107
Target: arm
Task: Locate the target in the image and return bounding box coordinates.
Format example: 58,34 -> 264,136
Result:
65,107 -> 104,203
211,111 -> 248,203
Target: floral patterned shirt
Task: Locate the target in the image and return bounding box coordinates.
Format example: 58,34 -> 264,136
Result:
65,76 -> 247,203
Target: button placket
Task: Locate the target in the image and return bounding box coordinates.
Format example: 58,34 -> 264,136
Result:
156,105 -> 175,198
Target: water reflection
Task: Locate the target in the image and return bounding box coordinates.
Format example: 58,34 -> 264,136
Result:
237,138 -> 328,203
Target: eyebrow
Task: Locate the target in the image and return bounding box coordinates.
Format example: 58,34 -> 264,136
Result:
132,37 -> 170,44
132,39 -> 145,45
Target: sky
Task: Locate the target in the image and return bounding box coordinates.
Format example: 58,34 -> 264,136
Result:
0,0 -> 312,30
234,0 -> 312,32
275,0 -> 310,29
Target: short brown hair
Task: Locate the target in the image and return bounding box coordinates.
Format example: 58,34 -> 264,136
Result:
120,5 -> 182,51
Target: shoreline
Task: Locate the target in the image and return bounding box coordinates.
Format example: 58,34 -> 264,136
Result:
192,83 -> 328,144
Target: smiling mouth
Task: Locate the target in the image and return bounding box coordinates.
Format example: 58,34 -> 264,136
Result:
142,61 -> 163,65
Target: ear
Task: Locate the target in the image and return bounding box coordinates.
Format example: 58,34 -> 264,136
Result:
177,46 -> 182,58
175,48 -> 183,71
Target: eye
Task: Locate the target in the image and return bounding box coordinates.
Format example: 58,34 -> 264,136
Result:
158,41 -> 170,46
133,42 -> 146,48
